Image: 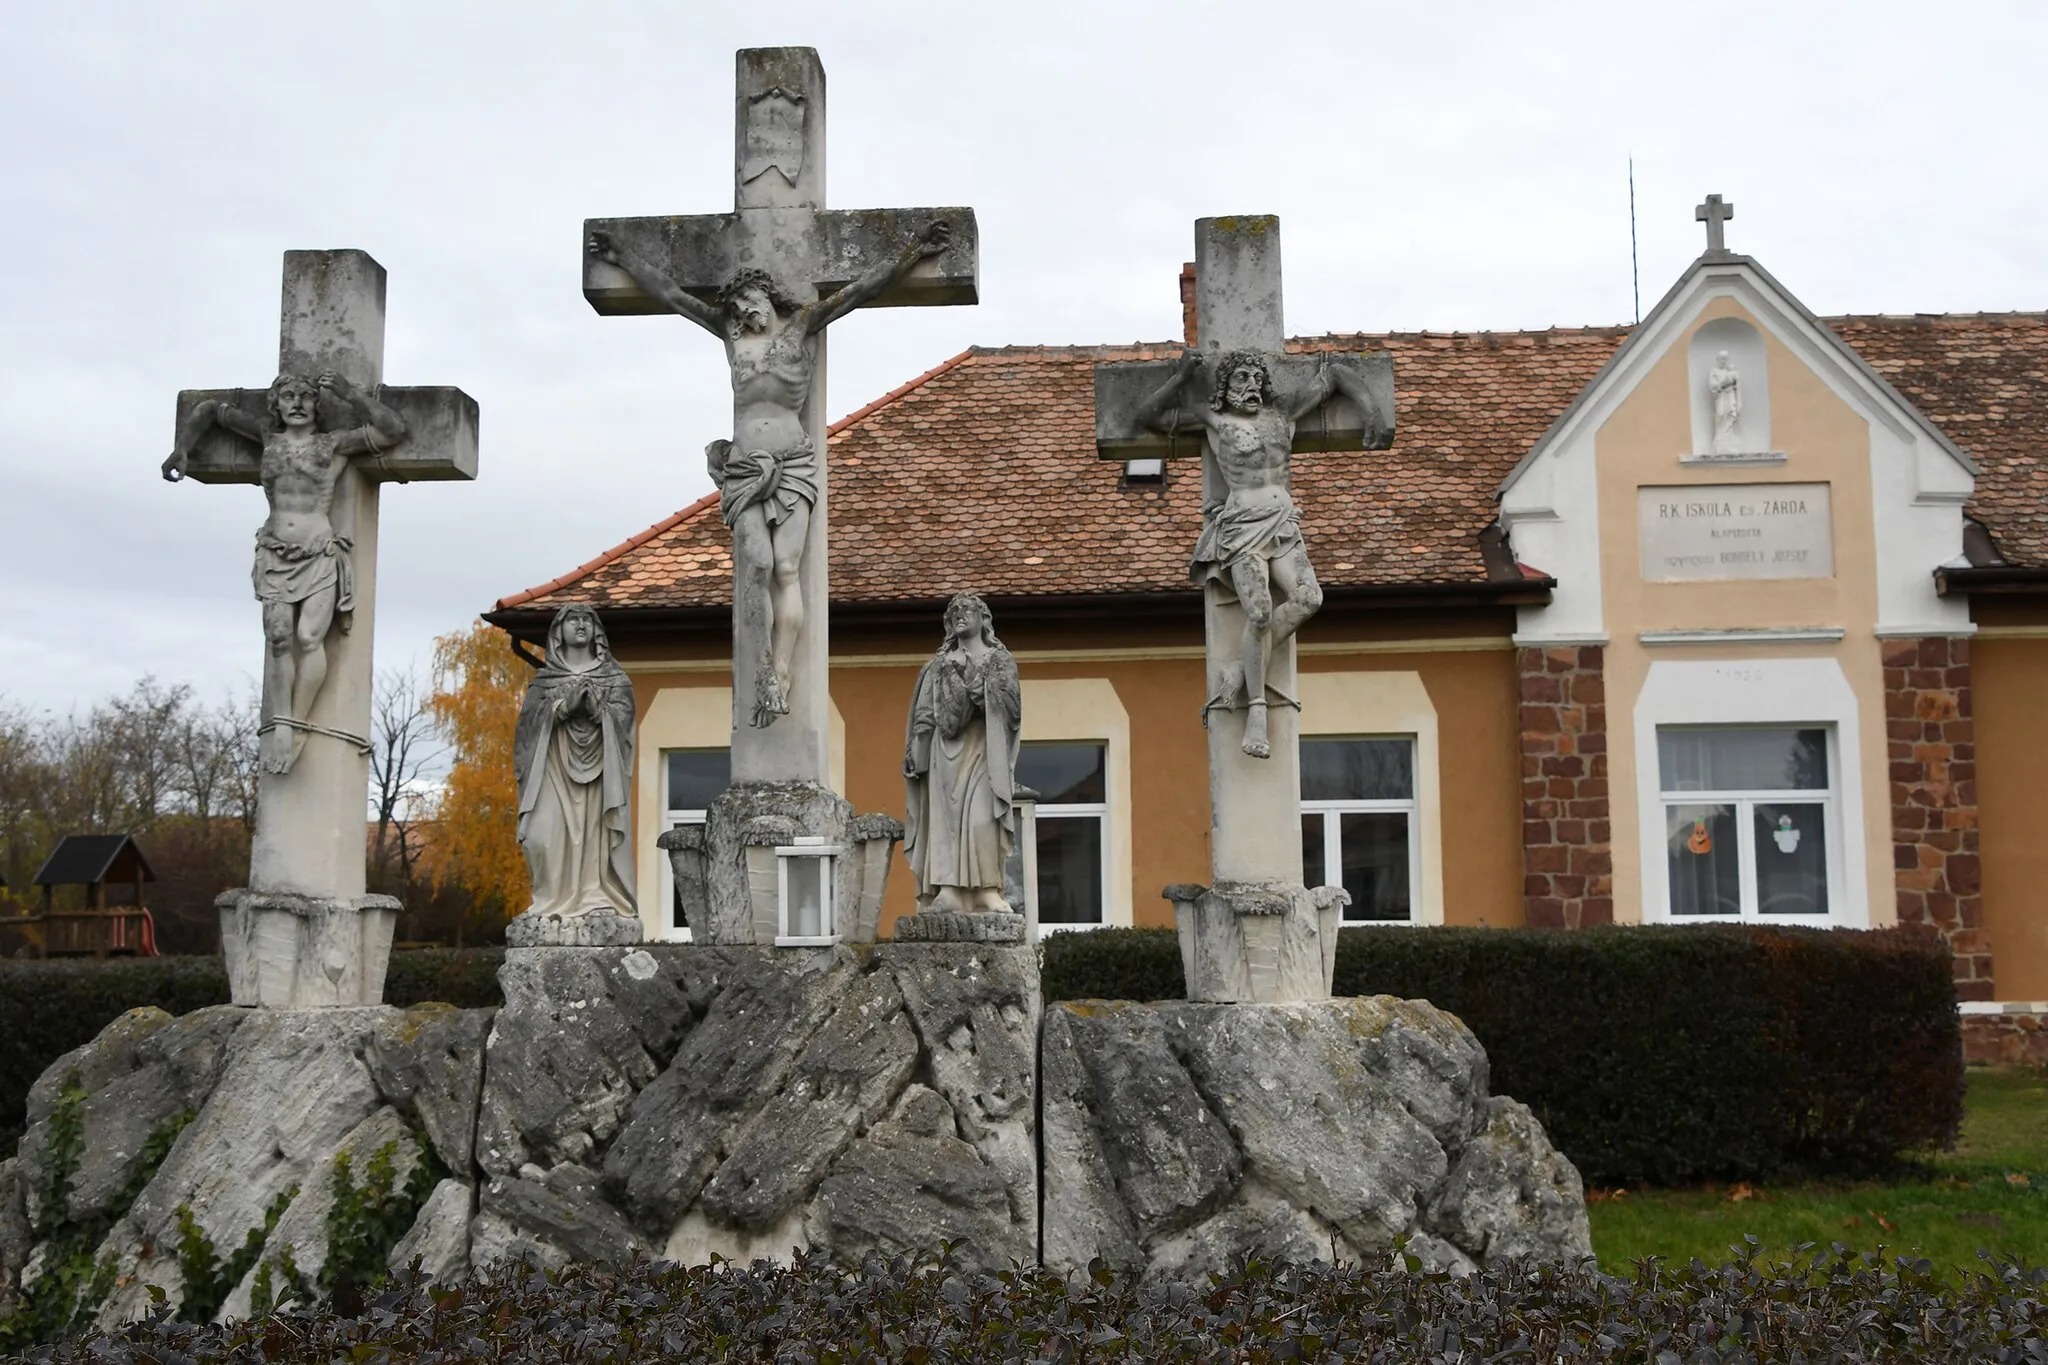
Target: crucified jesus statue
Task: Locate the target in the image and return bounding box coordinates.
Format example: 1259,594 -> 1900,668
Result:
163,372 -> 407,774
587,220 -> 950,729
1136,347 -> 1384,759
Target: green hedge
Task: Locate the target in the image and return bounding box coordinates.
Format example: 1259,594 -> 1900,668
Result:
1042,924 -> 1965,1186
0,950 -> 504,1155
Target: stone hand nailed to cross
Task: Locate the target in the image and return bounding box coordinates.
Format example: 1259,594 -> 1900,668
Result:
587,216 -> 952,728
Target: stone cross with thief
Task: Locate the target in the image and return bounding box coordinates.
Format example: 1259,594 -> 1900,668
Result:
582,46 -> 978,787
1094,217 -> 1396,1000
162,250 -> 477,1004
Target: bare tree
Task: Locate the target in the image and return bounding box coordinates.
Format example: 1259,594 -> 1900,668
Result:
370,667 -> 442,889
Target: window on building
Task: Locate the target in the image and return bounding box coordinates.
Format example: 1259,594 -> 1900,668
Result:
1300,737 -> 1417,924
1012,741 -> 1107,929
662,747 -> 731,937
1658,726 -> 1830,919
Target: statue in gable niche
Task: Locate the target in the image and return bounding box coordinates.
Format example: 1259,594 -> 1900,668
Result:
903,594 -> 1021,914
514,606 -> 637,931
1708,348 -> 1743,453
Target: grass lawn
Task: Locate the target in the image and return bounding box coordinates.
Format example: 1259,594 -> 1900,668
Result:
1587,1066 -> 2048,1275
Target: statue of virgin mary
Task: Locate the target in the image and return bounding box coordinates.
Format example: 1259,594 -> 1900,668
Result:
511,605 -> 638,943
903,593 -> 1022,914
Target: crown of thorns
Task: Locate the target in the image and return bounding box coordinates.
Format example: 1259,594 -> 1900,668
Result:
1209,350 -> 1276,411
717,268 -> 799,313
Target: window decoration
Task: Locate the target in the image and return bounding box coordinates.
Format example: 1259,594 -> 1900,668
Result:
1658,726 -> 1831,919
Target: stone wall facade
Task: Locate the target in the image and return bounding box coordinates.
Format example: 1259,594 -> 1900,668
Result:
1961,1005 -> 2048,1067
1518,645 -> 1612,929
1883,636 -> 1990,999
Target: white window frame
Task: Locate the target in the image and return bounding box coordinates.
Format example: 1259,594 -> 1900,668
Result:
1634,657 -> 1869,929
1301,733 -> 1420,927
658,746 -> 728,944
1016,679 -> 1133,934
1655,725 -> 1837,925
1023,740 -> 1110,935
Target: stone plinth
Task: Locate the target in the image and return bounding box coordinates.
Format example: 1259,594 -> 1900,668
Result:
892,910 -> 1025,943
506,907 -> 644,948
216,889 -> 400,1008
1165,881 -> 1345,1004
685,782 -> 900,945
1041,997 -> 1591,1279
473,942 -> 1039,1274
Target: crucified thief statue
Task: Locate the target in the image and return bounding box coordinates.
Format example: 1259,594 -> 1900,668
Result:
588,221 -> 951,729
163,373 -> 405,774
1136,347 -> 1382,759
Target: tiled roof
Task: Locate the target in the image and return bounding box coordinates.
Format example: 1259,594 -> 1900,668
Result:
1827,313 -> 2048,566
496,313 -> 2048,613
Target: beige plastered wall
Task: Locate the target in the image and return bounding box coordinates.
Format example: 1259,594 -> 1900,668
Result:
622,630 -> 1526,937
1969,607 -> 2048,999
1595,296 -> 1894,924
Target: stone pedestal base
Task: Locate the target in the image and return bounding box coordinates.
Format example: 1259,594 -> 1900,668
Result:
1164,881 -> 1347,1003
216,888 -> 400,1007
678,782 -> 902,945
892,910 -> 1026,943
505,907 -> 644,947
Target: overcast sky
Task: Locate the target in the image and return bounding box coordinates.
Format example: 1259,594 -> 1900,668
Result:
2,2 -> 2042,715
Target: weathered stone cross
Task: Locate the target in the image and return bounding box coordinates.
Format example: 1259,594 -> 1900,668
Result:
1093,217 -> 1395,1001
582,47 -> 979,788
169,249 -> 477,1005
1695,193 -> 1735,255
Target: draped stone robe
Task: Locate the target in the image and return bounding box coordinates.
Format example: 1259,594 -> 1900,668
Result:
514,651 -> 637,917
903,643 -> 1021,898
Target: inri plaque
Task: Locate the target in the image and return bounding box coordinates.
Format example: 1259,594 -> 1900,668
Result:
1638,482 -> 1832,582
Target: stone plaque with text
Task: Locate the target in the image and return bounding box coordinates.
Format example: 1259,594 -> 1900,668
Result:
1638,483 -> 1832,582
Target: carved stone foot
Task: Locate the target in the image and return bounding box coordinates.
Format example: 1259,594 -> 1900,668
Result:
750,668 -> 790,730
258,722 -> 294,776
1241,701 -> 1271,759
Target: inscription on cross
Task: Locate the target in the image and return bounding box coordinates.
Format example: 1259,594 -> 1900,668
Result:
581,47 -> 979,787
1094,218 -> 1396,1000
1695,193 -> 1735,256
163,249 -> 478,1005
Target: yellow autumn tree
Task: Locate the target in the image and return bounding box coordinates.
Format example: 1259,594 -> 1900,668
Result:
427,620 -> 530,935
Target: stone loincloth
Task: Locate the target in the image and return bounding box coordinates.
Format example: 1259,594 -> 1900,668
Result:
252,529 -> 354,613
714,438 -> 819,528
1189,495 -> 1302,595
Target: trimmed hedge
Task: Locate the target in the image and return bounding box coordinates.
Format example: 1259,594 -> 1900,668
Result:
1042,924 -> 1966,1186
22,1251 -> 2048,1363
0,950 -> 505,1154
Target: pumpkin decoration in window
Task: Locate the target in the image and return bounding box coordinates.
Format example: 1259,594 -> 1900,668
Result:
1687,820 -> 1713,855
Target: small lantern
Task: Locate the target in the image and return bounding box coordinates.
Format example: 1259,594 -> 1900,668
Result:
775,836 -> 842,946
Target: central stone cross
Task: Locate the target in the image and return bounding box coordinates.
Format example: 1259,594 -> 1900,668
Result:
1695,193 -> 1735,255
582,46 -> 978,787
1094,217 -> 1395,1000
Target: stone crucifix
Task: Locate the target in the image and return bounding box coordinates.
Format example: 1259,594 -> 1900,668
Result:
1094,217 -> 1395,1001
1696,193 -> 1735,255
163,250 -> 478,1005
582,47 -> 979,788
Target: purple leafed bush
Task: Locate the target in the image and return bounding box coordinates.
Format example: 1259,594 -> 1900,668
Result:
18,1247 -> 2047,1364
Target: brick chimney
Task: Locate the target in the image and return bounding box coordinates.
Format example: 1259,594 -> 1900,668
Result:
1180,262 -> 1197,345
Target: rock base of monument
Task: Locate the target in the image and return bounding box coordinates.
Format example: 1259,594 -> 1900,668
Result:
892,910 -> 1025,943
1042,997 -> 1591,1278
505,906 -> 644,947
1164,880 -> 1348,1003
0,947 -> 1595,1326
676,782 -> 903,945
215,888 -> 401,1008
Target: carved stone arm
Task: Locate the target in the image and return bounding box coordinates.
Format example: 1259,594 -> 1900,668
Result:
1324,357 -> 1394,448
163,396 -> 264,481
808,221 -> 951,334
1134,350 -> 1205,434
323,374 -> 408,446
587,227 -> 723,335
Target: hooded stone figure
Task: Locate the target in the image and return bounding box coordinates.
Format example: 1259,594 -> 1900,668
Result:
513,605 -> 637,934
903,593 -> 1022,914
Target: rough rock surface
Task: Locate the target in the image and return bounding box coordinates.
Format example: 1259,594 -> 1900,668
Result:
0,1158 -> 29,1316
390,1178 -> 473,1282
366,1004 -> 495,1175
19,1006 -> 245,1228
1041,997 -> 1590,1278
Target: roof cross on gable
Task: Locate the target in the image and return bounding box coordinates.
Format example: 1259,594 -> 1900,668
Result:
1696,194 -> 1736,256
